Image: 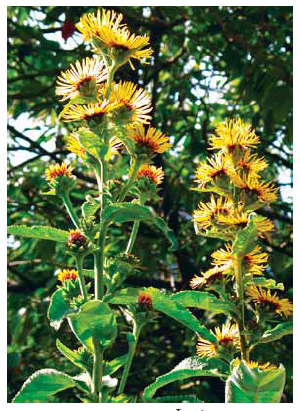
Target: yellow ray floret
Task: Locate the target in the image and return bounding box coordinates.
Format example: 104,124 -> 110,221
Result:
236,150 -> 268,177
247,286 -> 293,317
190,264 -> 230,289
127,124 -> 171,154
211,244 -> 268,276
193,195 -> 235,230
55,57 -> 107,101
61,100 -> 119,122
136,164 -> 164,185
209,118 -> 260,153
109,81 -> 152,125
232,173 -> 278,204
195,154 -> 234,188
45,163 -> 73,182
232,358 -> 277,371
197,322 -> 240,359
57,269 -> 78,283
76,9 -> 153,68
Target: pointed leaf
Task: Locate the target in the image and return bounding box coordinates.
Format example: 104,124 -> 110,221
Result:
103,354 -> 128,376
103,203 -> 178,251
253,322 -> 293,347
171,291 -> 238,315
245,277 -> 284,291
48,289 -> 74,331
56,339 -> 91,373
7,225 -> 69,242
12,369 -> 76,403
77,127 -> 108,160
143,356 -> 228,401
225,361 -> 286,403
103,287 -> 140,304
146,288 -> 216,342
232,213 -> 258,255
68,301 -> 117,351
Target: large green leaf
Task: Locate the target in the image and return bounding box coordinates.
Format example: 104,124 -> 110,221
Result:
7,225 -> 69,242
102,203 -> 178,251
225,361 -> 286,403
146,288 -> 216,343
56,339 -> 91,373
232,213 -> 258,255
48,289 -> 74,331
68,301 -> 117,351
171,291 -> 238,315
12,369 -> 76,403
252,322 -> 293,347
143,356 -> 228,402
103,287 -> 140,304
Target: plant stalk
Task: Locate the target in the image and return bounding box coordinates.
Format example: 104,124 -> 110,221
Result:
234,254 -> 249,361
76,255 -> 88,302
118,158 -> 140,202
62,193 -> 80,228
126,221 -> 140,254
92,335 -> 104,402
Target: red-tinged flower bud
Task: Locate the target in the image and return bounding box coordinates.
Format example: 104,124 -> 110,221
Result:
67,229 -> 88,250
57,269 -> 78,283
137,291 -> 153,309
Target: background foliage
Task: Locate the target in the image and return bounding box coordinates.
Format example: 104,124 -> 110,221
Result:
7,6 -> 293,403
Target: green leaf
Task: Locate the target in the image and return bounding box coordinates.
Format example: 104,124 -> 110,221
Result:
103,354 -> 128,376
171,290 -> 238,315
77,127 -> 108,160
7,225 -> 69,242
245,277 -> 284,291
146,288 -> 216,342
103,203 -> 178,251
56,339 -> 91,373
232,213 -> 258,255
103,287 -> 140,304
143,356 -> 228,401
225,361 -> 286,403
48,289 -> 74,331
150,395 -> 203,403
253,322 -> 293,347
12,369 -> 76,403
81,201 -> 100,220
82,269 -> 94,279
68,301 -> 117,351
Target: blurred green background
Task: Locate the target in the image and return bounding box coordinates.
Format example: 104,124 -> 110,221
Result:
7,6 -> 292,403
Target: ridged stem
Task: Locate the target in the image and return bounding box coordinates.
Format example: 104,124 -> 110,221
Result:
62,192 -> 80,228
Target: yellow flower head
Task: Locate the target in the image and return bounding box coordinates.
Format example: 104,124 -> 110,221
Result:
233,358 -> 277,371
61,100 -> 119,123
236,150 -> 268,178
109,81 -> 152,125
190,265 -> 229,289
45,163 -> 73,183
232,173 -> 278,205
195,154 -> 234,189
197,322 -> 240,359
136,164 -> 164,185
211,244 -> 268,276
209,118 -> 260,153
247,286 -> 293,317
55,57 -> 107,101
76,9 -> 153,69
127,124 -> 171,154
193,195 -> 235,230
57,269 -> 78,283
217,211 -> 274,238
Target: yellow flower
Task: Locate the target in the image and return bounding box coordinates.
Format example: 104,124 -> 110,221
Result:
209,118 -> 260,153
127,124 -> 171,154
233,358 -> 277,371
76,9 -> 153,69
61,100 -> 119,123
55,57 -> 107,101
193,195 -> 235,230
195,154 -> 234,189
237,150 -> 268,177
232,173 -> 278,204
136,164 -> 164,185
197,322 -> 240,359
109,81 -> 152,125
216,212 -> 274,238
190,265 -> 229,289
45,163 -> 73,182
57,269 -> 78,283
247,286 -> 293,317
211,244 -> 268,276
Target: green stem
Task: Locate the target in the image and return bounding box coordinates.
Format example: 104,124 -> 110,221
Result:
76,255 -> 88,302
234,254 -> 249,361
92,335 -> 104,402
62,193 -> 80,228
118,321 -> 142,395
118,158 -> 140,202
126,221 -> 140,254
94,226 -> 107,300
